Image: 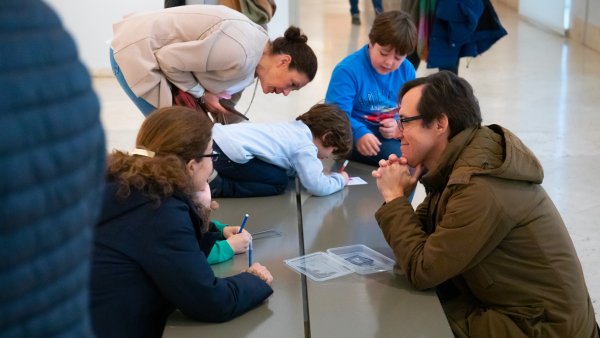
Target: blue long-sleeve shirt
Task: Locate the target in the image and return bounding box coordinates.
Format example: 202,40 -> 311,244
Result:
325,44 -> 416,142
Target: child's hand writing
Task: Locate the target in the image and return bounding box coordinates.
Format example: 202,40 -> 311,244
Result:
340,171 -> 350,185
225,230 -> 251,254
222,226 -> 248,238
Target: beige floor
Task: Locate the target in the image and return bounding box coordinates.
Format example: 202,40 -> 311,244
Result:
95,0 -> 600,321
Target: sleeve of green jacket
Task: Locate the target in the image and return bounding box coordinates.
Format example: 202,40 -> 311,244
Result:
207,220 -> 235,265
375,182 -> 509,290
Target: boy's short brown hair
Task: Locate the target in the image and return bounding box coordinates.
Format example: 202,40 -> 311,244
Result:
296,103 -> 352,158
368,10 -> 417,56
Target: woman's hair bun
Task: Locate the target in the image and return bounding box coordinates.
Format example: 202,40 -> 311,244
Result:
284,26 -> 307,44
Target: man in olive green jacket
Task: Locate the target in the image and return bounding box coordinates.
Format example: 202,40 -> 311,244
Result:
373,71 -> 598,337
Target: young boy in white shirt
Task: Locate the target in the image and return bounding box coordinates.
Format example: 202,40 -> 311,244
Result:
209,103 -> 352,197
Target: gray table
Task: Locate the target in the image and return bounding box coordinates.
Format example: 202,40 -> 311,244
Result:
300,162 -> 454,338
164,164 -> 453,338
163,183 -> 306,338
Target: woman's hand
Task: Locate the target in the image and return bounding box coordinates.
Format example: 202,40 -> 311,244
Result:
356,134 -> 381,157
224,229 -> 251,254
202,91 -> 228,114
245,263 -> 273,285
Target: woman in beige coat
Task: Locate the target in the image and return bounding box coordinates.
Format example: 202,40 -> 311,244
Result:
110,5 -> 317,119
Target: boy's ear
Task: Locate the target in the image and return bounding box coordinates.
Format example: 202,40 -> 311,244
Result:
320,131 -> 333,143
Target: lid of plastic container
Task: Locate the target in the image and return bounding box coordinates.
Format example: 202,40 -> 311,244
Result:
284,252 -> 353,282
326,244 -> 395,275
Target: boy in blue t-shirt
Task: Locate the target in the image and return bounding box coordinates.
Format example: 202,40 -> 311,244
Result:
326,10 -> 417,166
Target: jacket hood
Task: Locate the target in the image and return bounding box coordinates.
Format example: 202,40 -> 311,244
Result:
97,182 -> 155,226
423,125 -> 544,191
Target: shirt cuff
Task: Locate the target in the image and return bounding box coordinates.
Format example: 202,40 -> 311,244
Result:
210,219 -> 228,234
187,84 -> 205,98
207,240 -> 235,264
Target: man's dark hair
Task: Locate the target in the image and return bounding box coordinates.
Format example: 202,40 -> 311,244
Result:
399,71 -> 482,138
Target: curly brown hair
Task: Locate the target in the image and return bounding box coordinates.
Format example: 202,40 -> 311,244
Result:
107,106 -> 213,206
296,103 -> 352,158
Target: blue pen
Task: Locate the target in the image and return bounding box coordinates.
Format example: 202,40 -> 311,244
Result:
238,213 -> 249,234
248,239 -> 253,267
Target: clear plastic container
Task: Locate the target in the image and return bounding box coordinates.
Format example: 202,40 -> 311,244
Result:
285,252 -> 352,282
327,244 -> 395,275
285,245 -> 395,281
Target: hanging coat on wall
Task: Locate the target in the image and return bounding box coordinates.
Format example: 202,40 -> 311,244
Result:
427,0 -> 507,69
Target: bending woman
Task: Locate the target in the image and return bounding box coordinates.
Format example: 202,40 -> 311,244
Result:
90,106 -> 273,338
110,5 -> 317,119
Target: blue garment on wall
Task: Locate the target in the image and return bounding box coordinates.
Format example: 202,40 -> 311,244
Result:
427,0 -> 507,69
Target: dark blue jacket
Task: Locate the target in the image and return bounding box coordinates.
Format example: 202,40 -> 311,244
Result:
428,0 -> 507,69
90,182 -> 273,338
0,0 -> 105,337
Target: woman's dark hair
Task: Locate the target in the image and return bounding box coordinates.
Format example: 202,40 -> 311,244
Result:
399,71 -> 482,138
296,103 -> 352,158
271,26 -> 318,81
107,106 -> 213,205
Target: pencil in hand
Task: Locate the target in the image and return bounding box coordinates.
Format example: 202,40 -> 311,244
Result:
248,239 -> 253,267
339,160 -> 349,173
238,213 -> 249,233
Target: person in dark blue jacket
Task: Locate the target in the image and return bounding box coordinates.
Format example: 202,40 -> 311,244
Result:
90,106 -> 273,338
0,0 -> 106,337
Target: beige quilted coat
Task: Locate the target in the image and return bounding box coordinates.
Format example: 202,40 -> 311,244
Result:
111,5 -> 268,108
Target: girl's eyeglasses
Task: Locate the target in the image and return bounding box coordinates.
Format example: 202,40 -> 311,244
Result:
198,150 -> 219,162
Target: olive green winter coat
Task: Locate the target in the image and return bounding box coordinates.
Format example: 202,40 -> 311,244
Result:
376,125 -> 598,337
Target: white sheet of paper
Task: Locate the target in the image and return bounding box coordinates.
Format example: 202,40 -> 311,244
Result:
347,176 -> 367,185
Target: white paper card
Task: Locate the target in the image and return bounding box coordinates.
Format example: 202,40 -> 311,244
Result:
347,176 -> 367,185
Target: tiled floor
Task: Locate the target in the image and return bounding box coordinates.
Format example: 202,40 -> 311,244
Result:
94,0 -> 600,321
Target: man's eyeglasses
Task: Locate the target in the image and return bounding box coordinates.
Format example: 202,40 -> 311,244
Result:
198,150 -> 219,162
397,115 -> 423,130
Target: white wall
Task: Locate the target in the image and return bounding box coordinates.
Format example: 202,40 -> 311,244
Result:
43,0 -> 164,74
591,0 -> 600,26
519,0 -> 567,35
43,0 -> 290,74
